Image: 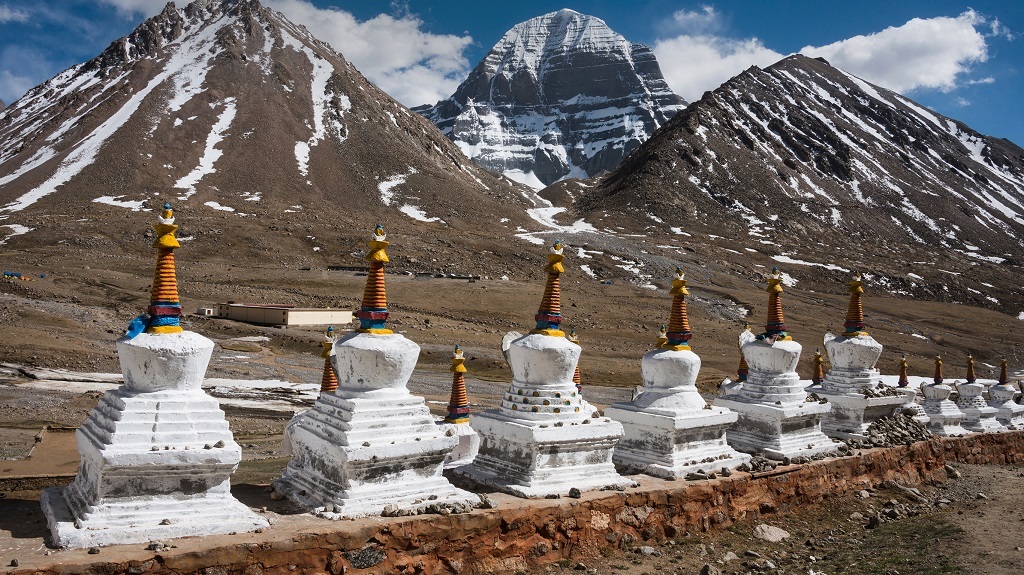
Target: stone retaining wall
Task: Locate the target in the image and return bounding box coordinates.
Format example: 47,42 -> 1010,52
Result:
19,432 -> 1024,575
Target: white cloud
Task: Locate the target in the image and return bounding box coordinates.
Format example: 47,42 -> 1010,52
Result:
97,0 -> 164,18
653,35 -> 782,102
0,4 -> 29,23
655,10 -> 1002,101
800,10 -> 989,93
0,68 -> 33,104
265,0 -> 472,107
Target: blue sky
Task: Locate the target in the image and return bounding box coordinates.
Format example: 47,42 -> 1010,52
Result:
0,1 -> 1021,145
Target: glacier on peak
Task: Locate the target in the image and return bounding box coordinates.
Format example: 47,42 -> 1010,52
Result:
416,9 -> 686,189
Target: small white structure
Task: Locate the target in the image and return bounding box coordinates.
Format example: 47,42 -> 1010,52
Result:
921,357 -> 969,437
40,204 -> 265,548
275,227 -> 476,517
606,269 -> 750,478
216,302 -> 353,327
715,268 -> 837,460
955,356 -> 1006,433
988,361 -> 1024,430
806,274 -> 913,440
457,241 -> 630,497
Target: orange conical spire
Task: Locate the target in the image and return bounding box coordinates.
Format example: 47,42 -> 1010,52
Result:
933,355 -> 943,385
843,272 -> 868,337
999,358 -> 1009,386
762,267 -> 789,341
737,322 -> 750,382
965,354 -> 976,383
665,267 -> 693,350
356,224 -> 392,334
811,348 -> 825,385
444,345 -> 470,424
568,329 -> 582,394
898,354 -> 910,387
319,326 -> 338,394
532,239 -> 566,336
146,202 -> 183,334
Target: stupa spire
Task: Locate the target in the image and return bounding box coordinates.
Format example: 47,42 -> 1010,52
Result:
533,239 -> 566,337
444,345 -> 470,424
811,348 -> 825,385
898,354 -> 910,387
760,267 -> 789,341
656,324 -> 668,348
965,354 -> 976,384
999,358 -> 1009,386
568,329 -> 582,394
665,267 -> 693,351
356,224 -> 392,334
842,272 -> 868,337
147,203 -> 183,334
933,355 -> 943,385
319,326 -> 338,394
736,322 -> 750,382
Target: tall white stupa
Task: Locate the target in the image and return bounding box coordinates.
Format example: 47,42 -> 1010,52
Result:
274,226 -> 477,517
714,268 -> 838,460
605,268 -> 750,478
457,240 -> 630,497
806,273 -> 913,440
988,359 -> 1024,430
40,204 -> 267,548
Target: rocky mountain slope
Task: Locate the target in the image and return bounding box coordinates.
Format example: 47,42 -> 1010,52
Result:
415,9 -> 685,189
0,0 -> 547,273
576,54 -> 1024,312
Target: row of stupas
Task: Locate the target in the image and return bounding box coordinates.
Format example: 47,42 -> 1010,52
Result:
40,207 -> 1023,548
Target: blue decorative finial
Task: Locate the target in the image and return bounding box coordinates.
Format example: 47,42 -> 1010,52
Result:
163,202 -> 171,210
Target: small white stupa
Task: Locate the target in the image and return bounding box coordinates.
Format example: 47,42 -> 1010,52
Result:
457,240 -> 630,497
605,268 -> 750,478
921,356 -> 969,437
714,268 -> 837,460
955,355 -> 1006,433
40,204 -> 267,548
275,226 -> 477,517
438,345 -> 480,469
807,273 -> 913,440
897,354 -> 929,424
988,359 -> 1024,430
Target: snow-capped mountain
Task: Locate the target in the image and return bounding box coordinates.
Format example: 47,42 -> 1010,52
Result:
415,9 -> 686,189
578,54 -> 1024,309
0,0 -> 537,267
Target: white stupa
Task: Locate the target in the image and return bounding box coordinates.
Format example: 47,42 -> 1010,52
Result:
605,268 -> 750,478
274,226 -> 477,517
457,240 -> 630,497
988,359 -> 1024,430
40,204 -> 267,548
715,268 -> 838,460
896,354 -> 929,424
955,355 -> 1006,433
438,345 -> 480,469
921,356 -> 969,437
806,274 -> 914,440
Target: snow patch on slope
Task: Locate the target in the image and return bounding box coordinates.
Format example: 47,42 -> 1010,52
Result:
174,98 -> 237,200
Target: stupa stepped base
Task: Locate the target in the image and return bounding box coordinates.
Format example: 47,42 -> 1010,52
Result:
960,406 -> 1007,433
276,390 -> 476,518
604,405 -> 750,478
806,387 -> 912,441
41,486 -> 266,549
439,422 -> 480,470
714,398 -> 838,460
457,411 -> 631,498
993,405 -> 1024,430
922,400 -> 969,437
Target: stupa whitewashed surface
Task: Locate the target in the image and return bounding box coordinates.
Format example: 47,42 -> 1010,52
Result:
40,204 -> 266,548
457,241 -> 630,497
715,268 -> 837,460
274,227 -> 476,517
921,356 -> 969,437
806,274 -> 913,440
606,269 -> 750,478
988,360 -> 1024,430
955,356 -> 1006,433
